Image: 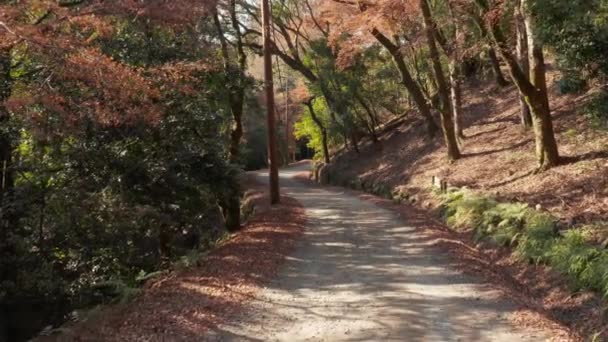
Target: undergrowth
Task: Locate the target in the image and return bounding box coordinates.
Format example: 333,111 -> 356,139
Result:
327,171 -> 608,299
585,91 -> 608,128
439,189 -> 608,298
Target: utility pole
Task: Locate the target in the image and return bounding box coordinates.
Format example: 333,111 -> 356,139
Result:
285,80 -> 291,164
262,0 -> 280,204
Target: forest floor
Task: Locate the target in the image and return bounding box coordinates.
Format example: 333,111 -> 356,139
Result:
45,162 -> 579,341
323,69 -> 608,339
41,70 -> 608,342
332,68 -> 607,225
42,178 -> 306,341
208,163 -> 571,341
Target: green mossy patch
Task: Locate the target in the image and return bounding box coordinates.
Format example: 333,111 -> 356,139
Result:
439,189 -> 608,297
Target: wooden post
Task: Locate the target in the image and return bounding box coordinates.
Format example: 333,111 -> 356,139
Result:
262,0 -> 280,204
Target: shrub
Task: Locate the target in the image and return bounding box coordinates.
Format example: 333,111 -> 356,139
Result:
532,0 -> 608,81
585,91 -> 608,127
580,253 -> 608,297
513,212 -> 557,263
558,73 -> 587,94
479,203 -> 529,246
545,229 -> 608,294
441,189 -> 497,231
439,189 -> 608,298
547,230 -> 597,286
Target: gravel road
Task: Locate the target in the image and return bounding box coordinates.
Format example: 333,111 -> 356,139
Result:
210,162 -> 553,341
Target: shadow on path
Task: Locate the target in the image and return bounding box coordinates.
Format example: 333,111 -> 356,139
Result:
211,163 -> 552,342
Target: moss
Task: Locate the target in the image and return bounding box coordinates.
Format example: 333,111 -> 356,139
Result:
440,188 -> 608,297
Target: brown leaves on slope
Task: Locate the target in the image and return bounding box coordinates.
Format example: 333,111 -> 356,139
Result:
56,182 -> 306,342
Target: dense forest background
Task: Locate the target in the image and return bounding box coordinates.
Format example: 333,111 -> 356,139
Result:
1,0 -> 607,340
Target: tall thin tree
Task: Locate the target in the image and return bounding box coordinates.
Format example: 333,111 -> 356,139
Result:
475,0 -> 559,169
419,0 -> 461,161
515,0 -> 533,128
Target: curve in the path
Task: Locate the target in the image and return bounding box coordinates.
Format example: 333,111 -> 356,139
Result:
211,162 -> 552,342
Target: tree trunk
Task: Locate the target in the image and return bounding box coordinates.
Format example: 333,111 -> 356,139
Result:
524,0 -> 559,167
355,94 -> 379,143
473,13 -> 509,87
449,60 -> 465,140
420,0 -> 461,161
528,92 -> 559,168
305,99 -> 331,164
515,0 -> 533,128
0,48 -> 13,342
222,193 -> 241,232
488,47 -> 509,87
355,107 -> 378,143
445,1 -> 465,141
228,0 -> 247,163
350,133 -> 360,153
228,102 -> 244,163
320,129 -> 330,163
477,0 -> 560,168
213,4 -> 245,227
158,222 -> 171,266
370,29 -> 439,138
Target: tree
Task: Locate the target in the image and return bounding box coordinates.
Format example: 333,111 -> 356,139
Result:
370,29 -> 440,138
242,0 -> 381,158
419,0 -> 461,160
0,1 -> 248,338
304,97 -> 331,164
327,0 -> 465,160
445,0 -> 466,140
475,0 -> 560,169
531,0 -> 608,125
514,0 -> 533,128
213,0 -> 251,229
471,13 -> 510,88
214,0 -> 248,164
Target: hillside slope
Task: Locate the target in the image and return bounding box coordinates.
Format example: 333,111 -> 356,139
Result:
320,71 -> 608,339
329,71 -> 607,225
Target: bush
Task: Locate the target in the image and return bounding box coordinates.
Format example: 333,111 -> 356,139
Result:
440,189 -> 608,297
580,253 -> 608,297
532,0 -> 608,80
585,91 -> 608,127
477,203 -> 529,246
441,189 -> 497,231
515,212 -> 558,263
558,73 -> 587,94
547,230 -> 608,294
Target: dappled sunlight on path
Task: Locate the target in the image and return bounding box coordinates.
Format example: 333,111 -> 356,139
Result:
210,163 -> 553,341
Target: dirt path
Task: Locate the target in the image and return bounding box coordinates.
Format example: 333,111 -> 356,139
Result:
209,162 -> 555,341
